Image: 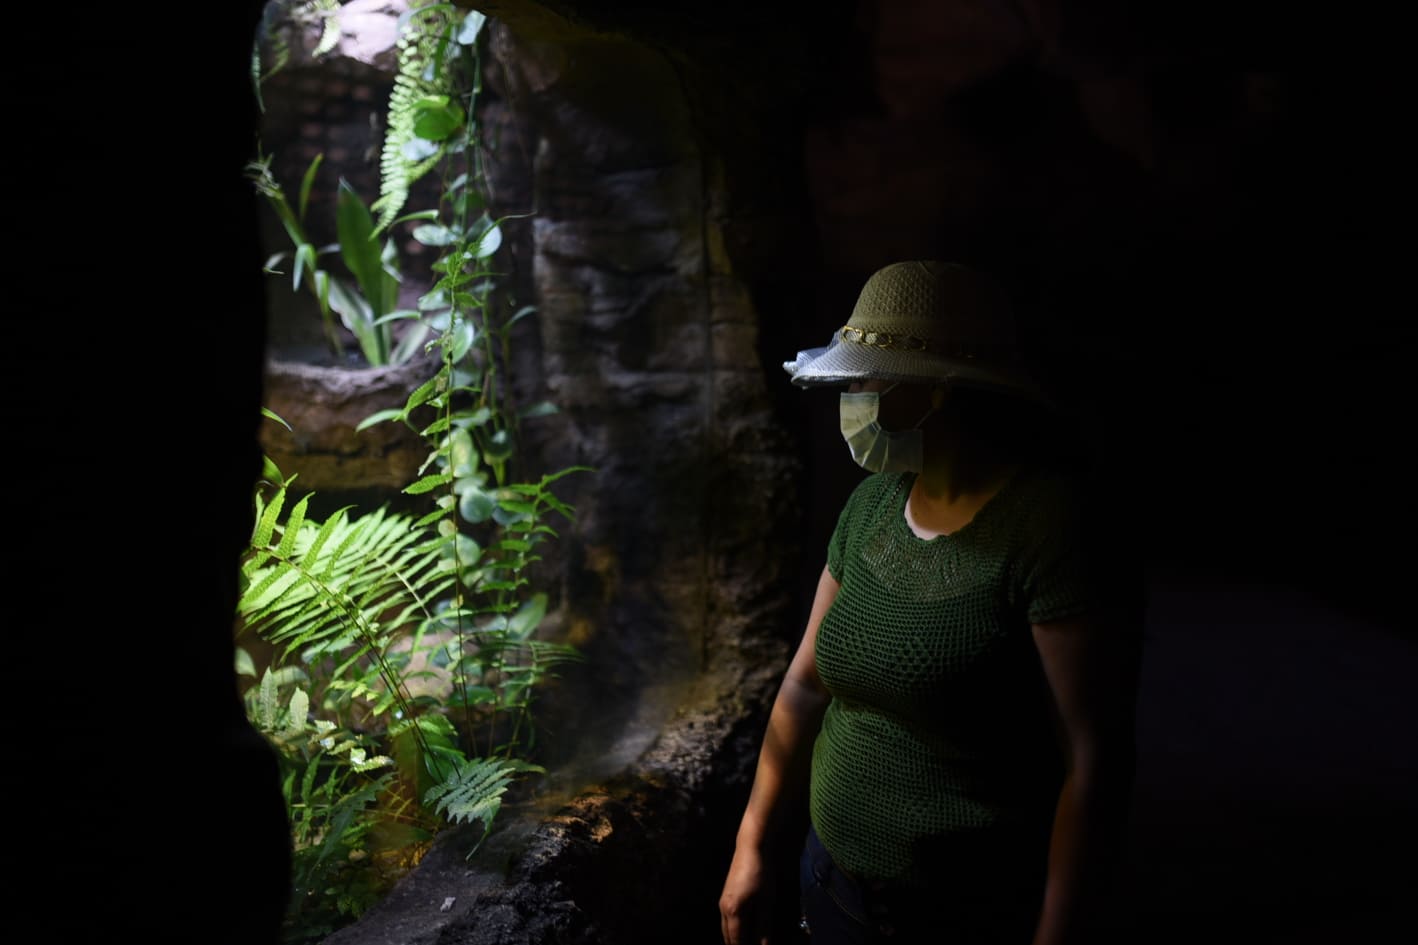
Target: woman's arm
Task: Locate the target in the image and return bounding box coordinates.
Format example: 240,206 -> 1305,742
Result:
719,564 -> 838,945
1029,608 -> 1142,945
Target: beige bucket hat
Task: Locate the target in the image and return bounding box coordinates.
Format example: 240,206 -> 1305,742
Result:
784,260 -> 1044,398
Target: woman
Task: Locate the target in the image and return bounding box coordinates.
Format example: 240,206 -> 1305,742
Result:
719,261 -> 1142,945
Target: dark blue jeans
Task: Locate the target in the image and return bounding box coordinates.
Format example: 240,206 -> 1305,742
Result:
797,825 -> 1040,945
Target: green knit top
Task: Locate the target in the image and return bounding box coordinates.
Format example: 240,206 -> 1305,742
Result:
810,465 -> 1113,893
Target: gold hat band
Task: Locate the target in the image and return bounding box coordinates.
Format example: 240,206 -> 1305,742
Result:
838,325 -> 1005,361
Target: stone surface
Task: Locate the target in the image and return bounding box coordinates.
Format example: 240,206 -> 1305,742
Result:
258,356 -> 438,502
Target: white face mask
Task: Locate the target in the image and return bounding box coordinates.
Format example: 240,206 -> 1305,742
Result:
839,386 -> 924,473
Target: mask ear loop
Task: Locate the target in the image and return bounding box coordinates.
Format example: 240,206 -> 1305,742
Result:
911,383 -> 947,429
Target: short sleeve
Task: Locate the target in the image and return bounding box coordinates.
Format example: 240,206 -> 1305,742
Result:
1018,472 -> 1139,625
826,474 -> 887,582
826,485 -> 857,582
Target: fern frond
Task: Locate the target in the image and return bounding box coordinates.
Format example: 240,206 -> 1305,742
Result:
371,3 -> 466,234
240,560 -> 304,616
252,483 -> 288,548
527,639 -> 585,667
286,687 -> 311,735
276,492 -> 311,557
422,755 -> 518,831
300,505 -> 351,570
310,0 -> 342,58
240,502 -> 444,660
258,667 -> 281,731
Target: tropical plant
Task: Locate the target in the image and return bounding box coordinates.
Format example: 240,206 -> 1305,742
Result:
237,442 -> 581,942
238,660 -> 398,942
356,0 -> 592,762
239,4 -> 592,940
247,153 -> 431,366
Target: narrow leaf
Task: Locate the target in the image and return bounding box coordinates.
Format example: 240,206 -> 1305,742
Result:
298,153 -> 324,222
405,473 -> 454,495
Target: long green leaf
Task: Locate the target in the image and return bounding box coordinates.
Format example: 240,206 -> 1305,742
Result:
253,485 -> 287,548
301,505 -> 354,570
405,472 -> 453,495
275,493 -> 311,558
337,179 -> 385,304
298,154 -> 324,222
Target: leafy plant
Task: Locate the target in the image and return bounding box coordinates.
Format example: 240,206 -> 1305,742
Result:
237,447 -> 579,942
238,662 -> 398,942
357,1 -> 590,763
370,2 -> 484,235
240,5 -> 592,941
247,153 -> 430,366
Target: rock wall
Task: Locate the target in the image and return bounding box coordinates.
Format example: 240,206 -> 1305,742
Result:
475,13 -> 807,781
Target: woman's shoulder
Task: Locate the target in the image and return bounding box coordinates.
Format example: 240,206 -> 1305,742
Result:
831,472 -> 909,531
1011,459 -> 1134,546
842,470 -> 910,508
997,461 -> 1095,533
828,472 -> 908,566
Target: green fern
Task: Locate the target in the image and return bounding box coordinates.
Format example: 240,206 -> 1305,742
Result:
242,666 -> 401,943
371,3 -> 485,234
240,488 -> 453,667
424,755 -> 541,849
241,5 -> 588,928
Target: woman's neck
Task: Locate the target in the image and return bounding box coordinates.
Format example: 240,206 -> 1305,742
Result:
916,417 -> 1019,503
902,424 -> 1019,539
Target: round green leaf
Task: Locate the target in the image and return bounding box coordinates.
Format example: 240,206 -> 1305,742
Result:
473,223 -> 502,259
452,470 -> 488,495
412,223 -> 456,247
459,487 -> 496,523
450,318 -> 476,362
438,533 -> 481,565
449,429 -> 477,477
413,99 -> 465,141
456,534 -> 482,567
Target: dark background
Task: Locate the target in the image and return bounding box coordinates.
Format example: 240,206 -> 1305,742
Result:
19,2 -> 1412,943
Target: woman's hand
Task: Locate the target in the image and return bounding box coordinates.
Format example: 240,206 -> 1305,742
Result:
1029,608 -> 1141,945
719,843 -> 774,945
720,564 -> 837,944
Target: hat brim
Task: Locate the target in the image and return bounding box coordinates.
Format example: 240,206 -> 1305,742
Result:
784,335 -> 1044,399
